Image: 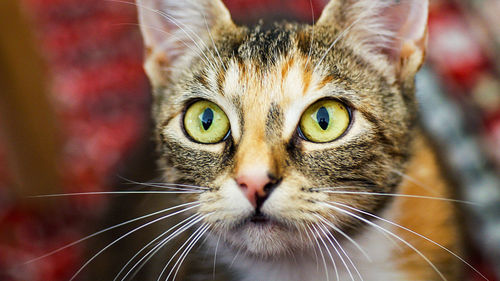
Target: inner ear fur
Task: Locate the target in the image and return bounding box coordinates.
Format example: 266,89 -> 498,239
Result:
137,0 -> 234,85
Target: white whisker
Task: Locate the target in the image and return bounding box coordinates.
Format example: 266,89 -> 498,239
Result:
170,223 -> 211,281
212,232 -> 222,280
25,201 -> 200,265
128,214 -> 210,281
313,189 -> 476,205
109,0 -> 219,73
115,213 -> 202,281
318,221 -> 363,281
69,203 -> 200,281
202,13 -> 226,72
313,17 -> 364,73
157,222 -> 207,281
314,214 -> 371,262
110,22 -> 213,67
150,4 -> 221,72
110,22 -> 216,73
307,224 -> 331,281
323,202 -> 447,281
314,0 -> 385,73
390,168 -> 438,195
302,224 -> 320,271
317,222 -> 350,281
229,246 -> 242,268
119,176 -> 210,190
331,201 -> 489,281
155,7 -> 222,71
30,190 -> 203,198
304,0 -> 315,70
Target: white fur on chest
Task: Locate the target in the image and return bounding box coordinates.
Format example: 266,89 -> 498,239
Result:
222,220 -> 408,281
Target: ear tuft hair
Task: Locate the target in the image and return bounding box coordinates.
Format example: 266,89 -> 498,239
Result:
317,0 -> 428,78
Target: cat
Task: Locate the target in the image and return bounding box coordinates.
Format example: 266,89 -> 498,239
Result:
123,0 -> 471,280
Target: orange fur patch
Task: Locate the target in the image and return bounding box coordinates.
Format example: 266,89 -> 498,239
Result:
392,135 -> 461,279
318,75 -> 334,90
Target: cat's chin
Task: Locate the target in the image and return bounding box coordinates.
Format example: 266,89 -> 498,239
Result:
222,218 -> 305,258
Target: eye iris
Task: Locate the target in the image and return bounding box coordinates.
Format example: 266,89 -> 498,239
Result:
316,107 -> 329,130
299,99 -> 350,143
184,100 -> 229,144
200,107 -> 214,131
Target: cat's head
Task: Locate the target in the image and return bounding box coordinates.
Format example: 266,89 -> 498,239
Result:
137,0 -> 428,258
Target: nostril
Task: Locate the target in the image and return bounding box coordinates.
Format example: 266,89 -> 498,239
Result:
263,182 -> 274,193
263,177 -> 281,193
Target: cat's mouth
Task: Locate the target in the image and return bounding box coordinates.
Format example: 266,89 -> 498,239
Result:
229,211 -> 282,233
245,211 -> 287,230
249,210 -> 269,224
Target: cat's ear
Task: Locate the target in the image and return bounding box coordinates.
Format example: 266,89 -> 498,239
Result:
317,0 -> 428,79
137,0 -> 233,84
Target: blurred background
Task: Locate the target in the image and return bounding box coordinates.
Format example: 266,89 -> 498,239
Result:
0,0 -> 498,280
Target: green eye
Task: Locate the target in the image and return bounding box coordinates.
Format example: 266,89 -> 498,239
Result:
299,100 -> 350,143
184,100 -> 230,144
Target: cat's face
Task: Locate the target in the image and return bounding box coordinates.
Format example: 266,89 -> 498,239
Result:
138,0 -> 428,258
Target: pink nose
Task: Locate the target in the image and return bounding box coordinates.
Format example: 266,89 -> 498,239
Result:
236,171 -> 274,207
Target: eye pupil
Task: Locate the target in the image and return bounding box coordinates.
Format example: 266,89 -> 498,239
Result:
316,107 -> 329,130
201,107 -> 214,131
